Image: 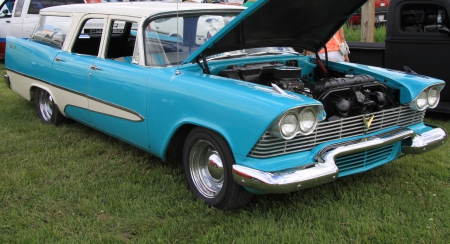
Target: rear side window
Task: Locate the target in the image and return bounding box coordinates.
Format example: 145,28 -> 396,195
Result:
71,18 -> 105,56
31,16 -> 72,48
14,0 -> 25,17
28,0 -> 85,15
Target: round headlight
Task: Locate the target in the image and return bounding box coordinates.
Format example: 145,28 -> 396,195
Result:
298,108 -> 317,135
416,91 -> 428,110
427,87 -> 440,108
280,112 -> 299,138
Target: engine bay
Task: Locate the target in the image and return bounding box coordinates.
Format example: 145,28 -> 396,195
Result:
217,60 -> 400,121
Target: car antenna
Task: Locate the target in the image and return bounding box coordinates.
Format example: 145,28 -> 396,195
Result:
175,0 -> 181,75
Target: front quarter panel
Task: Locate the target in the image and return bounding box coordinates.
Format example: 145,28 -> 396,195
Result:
145,66 -> 320,159
332,62 -> 446,103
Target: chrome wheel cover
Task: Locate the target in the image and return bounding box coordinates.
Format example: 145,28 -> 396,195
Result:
189,140 -> 224,198
38,90 -> 53,122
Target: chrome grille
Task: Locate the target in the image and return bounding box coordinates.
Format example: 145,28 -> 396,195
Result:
249,106 -> 424,158
336,144 -> 395,175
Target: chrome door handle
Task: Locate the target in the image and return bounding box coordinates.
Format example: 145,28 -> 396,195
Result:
55,57 -> 64,62
90,65 -> 101,71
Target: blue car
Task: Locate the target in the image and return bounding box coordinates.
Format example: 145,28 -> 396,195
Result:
4,0 -> 447,209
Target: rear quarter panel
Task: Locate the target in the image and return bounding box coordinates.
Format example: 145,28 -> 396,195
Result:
6,36 -> 60,99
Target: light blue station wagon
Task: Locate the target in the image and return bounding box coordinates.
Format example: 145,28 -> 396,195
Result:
4,0 -> 447,209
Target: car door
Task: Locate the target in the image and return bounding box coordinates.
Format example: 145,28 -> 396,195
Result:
52,52 -> 94,123
0,0 -> 13,57
52,17 -> 106,123
88,18 -> 150,148
385,0 -> 450,111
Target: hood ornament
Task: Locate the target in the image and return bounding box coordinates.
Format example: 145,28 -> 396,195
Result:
362,115 -> 375,130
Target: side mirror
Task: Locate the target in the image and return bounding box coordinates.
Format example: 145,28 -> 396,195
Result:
2,9 -> 9,14
438,25 -> 450,36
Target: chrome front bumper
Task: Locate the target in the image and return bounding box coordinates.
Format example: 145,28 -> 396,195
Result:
233,127 -> 446,194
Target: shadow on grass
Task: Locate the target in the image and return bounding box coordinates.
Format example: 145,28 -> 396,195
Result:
426,111 -> 450,121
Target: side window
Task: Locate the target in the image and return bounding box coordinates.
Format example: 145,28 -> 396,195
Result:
31,15 -> 71,48
144,16 -> 182,66
72,18 -> 105,56
400,4 -> 449,33
14,0 -> 24,17
0,0 -> 14,18
104,19 -> 138,63
28,0 -> 85,15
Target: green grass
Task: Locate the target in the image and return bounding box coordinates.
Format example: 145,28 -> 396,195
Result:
1,60 -> 449,243
345,25 -> 387,42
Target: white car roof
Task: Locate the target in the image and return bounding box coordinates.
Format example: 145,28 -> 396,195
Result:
41,2 -> 245,18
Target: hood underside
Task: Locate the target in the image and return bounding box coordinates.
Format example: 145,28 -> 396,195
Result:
185,0 -> 368,63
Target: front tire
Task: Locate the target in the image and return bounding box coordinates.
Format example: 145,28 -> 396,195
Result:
183,127 -> 253,209
35,88 -> 65,125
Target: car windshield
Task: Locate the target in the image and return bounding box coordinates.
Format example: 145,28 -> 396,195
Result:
144,14 -> 297,66
144,14 -> 236,66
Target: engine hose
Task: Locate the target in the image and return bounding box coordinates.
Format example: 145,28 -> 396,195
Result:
315,52 -> 328,77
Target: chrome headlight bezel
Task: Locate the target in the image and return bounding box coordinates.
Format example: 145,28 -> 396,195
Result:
409,85 -> 443,111
298,107 -> 318,135
269,105 -> 323,140
427,87 -> 440,108
280,111 -> 300,139
416,91 -> 428,110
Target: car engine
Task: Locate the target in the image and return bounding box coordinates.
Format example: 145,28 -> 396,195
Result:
217,61 -> 400,121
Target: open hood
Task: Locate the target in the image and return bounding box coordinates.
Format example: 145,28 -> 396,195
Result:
184,0 -> 368,64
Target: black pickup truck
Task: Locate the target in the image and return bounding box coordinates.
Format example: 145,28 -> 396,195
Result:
348,0 -> 450,113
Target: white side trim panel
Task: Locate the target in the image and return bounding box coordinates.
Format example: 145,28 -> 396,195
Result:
89,99 -> 143,122
7,70 -> 142,121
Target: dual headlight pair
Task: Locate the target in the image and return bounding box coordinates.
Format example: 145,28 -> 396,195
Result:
409,85 -> 442,111
270,105 -> 323,140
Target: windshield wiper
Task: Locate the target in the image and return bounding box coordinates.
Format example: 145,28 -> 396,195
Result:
248,51 -> 283,56
207,53 -> 249,61
248,51 -> 299,56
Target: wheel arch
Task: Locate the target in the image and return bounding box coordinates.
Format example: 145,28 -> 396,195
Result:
30,84 -> 52,102
164,122 -> 234,164
29,84 -> 68,116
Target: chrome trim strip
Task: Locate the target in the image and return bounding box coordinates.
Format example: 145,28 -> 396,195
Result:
233,128 -> 416,194
87,96 -> 145,121
6,68 -> 145,121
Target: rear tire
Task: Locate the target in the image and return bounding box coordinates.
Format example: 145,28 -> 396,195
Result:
183,127 -> 253,210
35,88 -> 65,125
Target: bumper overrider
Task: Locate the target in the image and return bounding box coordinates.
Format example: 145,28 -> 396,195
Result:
232,126 -> 446,194
4,74 -> 11,89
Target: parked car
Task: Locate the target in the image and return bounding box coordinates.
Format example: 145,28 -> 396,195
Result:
348,0 -> 450,113
4,0 -> 447,209
0,0 -> 87,58
348,0 -> 390,27
209,0 -> 244,5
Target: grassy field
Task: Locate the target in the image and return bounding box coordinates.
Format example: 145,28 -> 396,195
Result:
345,25 -> 387,42
1,59 -> 449,243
